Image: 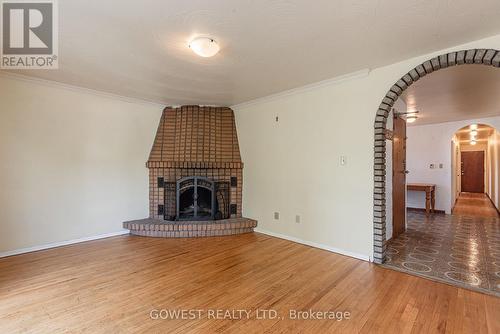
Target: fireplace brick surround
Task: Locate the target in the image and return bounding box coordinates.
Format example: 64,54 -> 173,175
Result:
123,105 -> 257,237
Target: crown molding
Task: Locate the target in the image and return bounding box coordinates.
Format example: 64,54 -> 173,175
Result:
232,68 -> 370,109
0,71 -> 166,108
1,68 -> 371,110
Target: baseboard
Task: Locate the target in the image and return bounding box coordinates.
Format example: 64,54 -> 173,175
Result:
407,207 -> 446,214
254,228 -> 371,262
451,196 -> 459,214
486,193 -> 500,215
0,230 -> 130,258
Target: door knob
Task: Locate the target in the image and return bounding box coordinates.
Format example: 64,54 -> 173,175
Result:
404,170 -> 410,174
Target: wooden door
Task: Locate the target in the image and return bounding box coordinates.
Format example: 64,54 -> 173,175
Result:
392,116 -> 407,239
461,151 -> 484,193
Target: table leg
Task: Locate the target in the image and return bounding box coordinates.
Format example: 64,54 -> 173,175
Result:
425,190 -> 431,214
431,188 -> 435,213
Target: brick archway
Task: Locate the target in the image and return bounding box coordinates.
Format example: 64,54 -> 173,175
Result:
372,49 -> 500,264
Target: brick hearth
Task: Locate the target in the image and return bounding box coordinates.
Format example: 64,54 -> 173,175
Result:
123,217 -> 257,238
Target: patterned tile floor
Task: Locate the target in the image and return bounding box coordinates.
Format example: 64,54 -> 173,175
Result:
384,211 -> 500,296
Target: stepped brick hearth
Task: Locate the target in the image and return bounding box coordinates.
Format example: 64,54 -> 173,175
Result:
123,105 -> 257,237
123,218 -> 257,238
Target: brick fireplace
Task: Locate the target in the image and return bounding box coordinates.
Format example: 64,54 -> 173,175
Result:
123,105 -> 257,237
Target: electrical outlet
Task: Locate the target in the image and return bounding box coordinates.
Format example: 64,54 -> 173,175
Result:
274,212 -> 280,220
295,215 -> 301,224
439,163 -> 444,169
430,164 -> 435,169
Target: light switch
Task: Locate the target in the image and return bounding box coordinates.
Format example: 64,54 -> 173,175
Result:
340,156 -> 346,166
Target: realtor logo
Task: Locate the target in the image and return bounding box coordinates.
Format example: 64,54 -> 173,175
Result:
1,0 -> 58,69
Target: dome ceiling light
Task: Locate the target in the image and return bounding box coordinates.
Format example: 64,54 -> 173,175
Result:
406,114 -> 418,123
189,37 -> 220,58
393,109 -> 419,124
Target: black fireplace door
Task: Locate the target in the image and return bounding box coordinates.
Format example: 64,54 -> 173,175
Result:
176,177 -> 215,220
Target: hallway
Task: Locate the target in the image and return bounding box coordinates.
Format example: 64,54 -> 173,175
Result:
384,192 -> 500,296
453,192 -> 500,218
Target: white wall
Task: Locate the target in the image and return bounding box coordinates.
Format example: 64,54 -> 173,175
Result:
487,130 -> 500,210
234,34 -> 500,260
3,36 -> 500,260
0,74 -> 162,254
406,117 -> 500,214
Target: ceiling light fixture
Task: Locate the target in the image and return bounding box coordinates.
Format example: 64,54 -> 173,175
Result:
470,130 -> 478,136
470,140 -> 477,145
189,37 -> 220,57
470,124 -> 478,130
393,109 -> 419,123
406,114 -> 418,123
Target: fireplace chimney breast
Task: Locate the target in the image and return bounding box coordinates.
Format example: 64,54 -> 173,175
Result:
147,105 -> 243,221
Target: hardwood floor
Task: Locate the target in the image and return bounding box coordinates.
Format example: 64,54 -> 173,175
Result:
0,233 -> 499,333
453,192 -> 500,218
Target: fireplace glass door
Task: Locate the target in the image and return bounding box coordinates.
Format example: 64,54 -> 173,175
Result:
176,177 -> 215,220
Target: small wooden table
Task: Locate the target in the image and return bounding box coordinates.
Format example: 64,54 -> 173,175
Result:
407,183 -> 436,214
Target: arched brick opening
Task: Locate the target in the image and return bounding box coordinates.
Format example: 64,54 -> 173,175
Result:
373,49 -> 500,264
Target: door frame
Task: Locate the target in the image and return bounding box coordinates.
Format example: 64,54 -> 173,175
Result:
392,115 -> 406,239
460,150 -> 485,193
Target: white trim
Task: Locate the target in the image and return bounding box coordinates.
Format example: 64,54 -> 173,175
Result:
254,228 -> 371,262
0,228 -> 371,261
1,68 -> 370,110
0,71 -> 166,108
232,69 -> 370,109
0,230 -> 130,258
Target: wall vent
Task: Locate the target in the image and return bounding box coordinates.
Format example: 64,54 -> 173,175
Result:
158,177 -> 164,188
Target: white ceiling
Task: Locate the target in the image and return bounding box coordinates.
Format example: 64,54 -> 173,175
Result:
402,65 -> 500,126
4,0 -> 500,106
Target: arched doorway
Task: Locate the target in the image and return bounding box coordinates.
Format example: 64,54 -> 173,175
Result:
372,49 -> 500,264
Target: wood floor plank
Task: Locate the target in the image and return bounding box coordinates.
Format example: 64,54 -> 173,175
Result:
0,233 -> 499,333
452,192 -> 500,218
